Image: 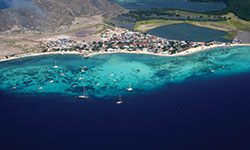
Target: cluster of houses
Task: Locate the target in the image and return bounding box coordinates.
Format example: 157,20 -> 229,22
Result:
43,38 -> 76,50
41,31 -> 219,55
102,32 -> 198,54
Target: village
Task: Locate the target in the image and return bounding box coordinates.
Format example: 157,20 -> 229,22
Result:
1,29 -> 228,61
42,31 -> 219,55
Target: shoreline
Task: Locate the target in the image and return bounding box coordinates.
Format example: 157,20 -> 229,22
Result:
1,43 -> 250,63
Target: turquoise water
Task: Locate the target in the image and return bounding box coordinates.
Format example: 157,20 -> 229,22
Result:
110,0 -> 226,11
147,23 -> 230,42
0,46 -> 250,98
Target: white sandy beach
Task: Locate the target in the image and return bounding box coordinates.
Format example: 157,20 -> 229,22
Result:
1,43 -> 250,63
87,43 -> 250,57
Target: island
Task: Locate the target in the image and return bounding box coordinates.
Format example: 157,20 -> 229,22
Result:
0,0 -> 250,62
1,26 -> 249,62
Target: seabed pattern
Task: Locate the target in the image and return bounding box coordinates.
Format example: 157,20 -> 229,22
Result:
0,46 -> 249,98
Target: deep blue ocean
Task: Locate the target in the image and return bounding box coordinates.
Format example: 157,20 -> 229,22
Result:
0,72 -> 249,150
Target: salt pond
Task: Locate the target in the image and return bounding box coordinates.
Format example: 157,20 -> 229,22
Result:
147,23 -> 230,42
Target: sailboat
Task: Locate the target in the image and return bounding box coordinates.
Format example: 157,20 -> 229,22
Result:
38,87 -> 43,90
78,77 -> 84,80
78,85 -> 89,99
116,94 -> 123,104
12,84 -> 17,90
126,83 -> 133,91
53,61 -> 58,69
60,68 -> 64,76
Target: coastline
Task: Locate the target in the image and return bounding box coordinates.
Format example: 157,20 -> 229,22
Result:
1,43 -> 250,63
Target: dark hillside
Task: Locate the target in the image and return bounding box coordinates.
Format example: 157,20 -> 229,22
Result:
0,0 -> 128,32
189,0 -> 250,20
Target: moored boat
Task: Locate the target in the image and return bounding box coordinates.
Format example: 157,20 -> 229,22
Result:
126,83 -> 133,91
116,94 -> 123,104
78,85 -> 89,99
53,61 -> 58,69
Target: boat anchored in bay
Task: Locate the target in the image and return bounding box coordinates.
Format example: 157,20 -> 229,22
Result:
126,83 -> 133,91
78,85 -> 89,99
116,94 -> 123,104
53,61 -> 58,69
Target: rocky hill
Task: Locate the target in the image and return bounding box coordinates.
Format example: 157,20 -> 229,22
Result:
0,0 -> 128,33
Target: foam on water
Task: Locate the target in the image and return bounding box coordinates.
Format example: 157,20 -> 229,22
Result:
0,46 -> 250,98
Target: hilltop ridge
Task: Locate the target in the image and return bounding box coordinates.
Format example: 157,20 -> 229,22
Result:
0,0 -> 128,33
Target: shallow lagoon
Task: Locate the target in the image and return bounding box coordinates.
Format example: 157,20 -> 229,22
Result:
110,0 -> 226,11
0,46 -> 250,98
147,23 -> 230,42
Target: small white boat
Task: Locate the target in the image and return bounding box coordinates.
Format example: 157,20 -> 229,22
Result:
81,69 -> 85,73
109,73 -> 114,76
81,66 -> 87,69
95,83 -> 100,86
53,61 -> 58,69
116,94 -> 123,104
48,80 -> 54,83
78,85 -> 89,99
72,84 -> 77,88
113,80 -> 117,82
78,77 -> 84,80
210,70 -> 215,73
12,86 -> 17,90
126,83 -> 133,91
60,69 -> 64,76
38,87 -> 43,90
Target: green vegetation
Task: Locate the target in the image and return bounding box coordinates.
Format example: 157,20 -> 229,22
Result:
189,0 -> 250,21
3,39 -> 45,53
125,8 -> 228,22
91,25 -> 107,35
38,45 -> 47,50
223,30 -> 238,40
228,17 -> 250,31
134,20 -> 183,32
65,24 -> 103,34
132,11 -> 250,40
4,40 -> 17,47
125,0 -> 250,39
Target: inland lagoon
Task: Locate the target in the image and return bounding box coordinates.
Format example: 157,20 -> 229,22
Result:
110,0 -> 227,11
146,23 -> 230,42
